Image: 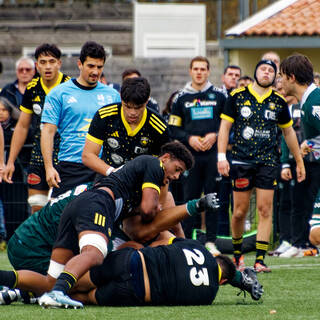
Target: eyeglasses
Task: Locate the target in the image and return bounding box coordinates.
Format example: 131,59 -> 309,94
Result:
17,68 -> 33,73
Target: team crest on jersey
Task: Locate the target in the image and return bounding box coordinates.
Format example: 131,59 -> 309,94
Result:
107,138 -> 119,149
240,106 -> 252,118
242,126 -> 254,140
33,104 -> 42,115
140,137 -> 149,146
97,94 -> 106,105
111,153 -> 123,165
269,102 -> 276,110
108,228 -> 112,238
312,106 -> 320,120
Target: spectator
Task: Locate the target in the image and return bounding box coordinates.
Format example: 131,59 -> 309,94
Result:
313,72 -> 320,87
279,54 -> 320,257
122,68 -> 160,113
99,72 -> 121,92
41,41 -> 120,198
221,65 -> 241,96
168,56 -> 226,255
3,44 -> 70,213
238,76 -> 254,88
218,59 -> 305,272
0,57 -> 35,119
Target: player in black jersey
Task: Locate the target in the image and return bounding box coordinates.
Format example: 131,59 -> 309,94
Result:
32,141 -> 197,308
3,44 -> 70,213
82,77 -> 183,237
168,56 -> 226,255
217,60 -> 305,272
66,238 -> 263,306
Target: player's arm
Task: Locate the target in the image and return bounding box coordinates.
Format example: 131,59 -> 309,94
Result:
139,187 -> 160,222
282,126 -> 305,182
217,119 -> 233,177
40,122 -> 60,188
82,137 -> 114,176
3,112 -> 32,183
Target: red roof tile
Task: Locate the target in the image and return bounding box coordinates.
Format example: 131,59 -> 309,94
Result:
245,0 -> 320,36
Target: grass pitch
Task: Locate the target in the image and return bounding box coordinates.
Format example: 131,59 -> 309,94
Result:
0,251 -> 319,320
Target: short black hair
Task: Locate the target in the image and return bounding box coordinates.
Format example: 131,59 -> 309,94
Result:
239,75 -> 253,82
122,68 -> 141,81
280,54 -> 314,86
34,43 -> 61,60
224,65 -> 241,75
121,77 -> 150,105
215,255 -> 236,284
160,141 -> 194,171
79,41 -> 106,64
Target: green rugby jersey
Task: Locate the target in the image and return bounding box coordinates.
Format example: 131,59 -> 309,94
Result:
221,83 -> 292,166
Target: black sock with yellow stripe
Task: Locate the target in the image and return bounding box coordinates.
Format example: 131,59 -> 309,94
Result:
232,236 -> 243,263
255,240 -> 269,263
53,271 -> 77,294
0,270 -> 18,288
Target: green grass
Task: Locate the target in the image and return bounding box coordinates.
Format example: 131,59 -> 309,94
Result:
0,251 -> 319,319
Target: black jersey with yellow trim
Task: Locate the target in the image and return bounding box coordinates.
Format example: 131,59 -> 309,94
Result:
95,155 -> 165,220
140,238 -> 220,305
221,83 -> 292,166
20,72 -> 70,166
87,103 -> 170,168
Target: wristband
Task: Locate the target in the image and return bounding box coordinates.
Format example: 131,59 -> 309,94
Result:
106,166 -> 115,176
217,153 -> 227,162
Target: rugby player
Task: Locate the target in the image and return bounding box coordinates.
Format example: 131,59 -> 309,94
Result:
3,44 -> 70,213
40,41 -> 120,198
217,59 -> 305,272
279,54 -> 320,252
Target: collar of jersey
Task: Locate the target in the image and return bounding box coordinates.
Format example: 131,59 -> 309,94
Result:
40,72 -> 63,95
121,106 -> 147,137
248,83 -> 272,103
217,264 -> 222,283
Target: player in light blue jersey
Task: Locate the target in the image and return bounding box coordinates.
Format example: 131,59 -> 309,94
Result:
41,41 -> 120,197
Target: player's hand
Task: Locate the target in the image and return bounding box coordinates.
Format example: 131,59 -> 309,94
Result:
46,167 -> 61,188
217,160 -> 230,177
300,140 -> 312,156
3,161 -> 15,184
201,133 -> 217,151
296,161 -> 306,183
281,168 -> 292,181
188,135 -> 204,152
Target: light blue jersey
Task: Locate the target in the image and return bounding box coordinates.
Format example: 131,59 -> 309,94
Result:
41,79 -> 121,163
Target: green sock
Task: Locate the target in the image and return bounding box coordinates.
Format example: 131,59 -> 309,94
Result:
186,199 -> 200,216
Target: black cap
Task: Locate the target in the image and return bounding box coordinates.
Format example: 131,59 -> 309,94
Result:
254,59 -> 277,87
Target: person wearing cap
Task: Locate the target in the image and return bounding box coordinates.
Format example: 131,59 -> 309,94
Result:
217,59 -> 305,273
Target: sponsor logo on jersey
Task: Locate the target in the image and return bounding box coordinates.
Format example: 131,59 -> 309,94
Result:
264,109 -> 276,120
240,106 -> 252,118
33,103 -> 42,115
107,138 -> 119,149
27,173 -> 41,185
208,93 -> 216,99
254,129 -> 270,138
235,178 -> 249,189
111,131 -> 119,137
185,100 -> 216,108
140,137 -> 149,146
242,126 -> 254,140
33,95 -> 41,102
312,106 -> 320,120
190,107 -> 213,120
111,153 -> 123,165
134,146 -> 148,154
68,96 -> 77,103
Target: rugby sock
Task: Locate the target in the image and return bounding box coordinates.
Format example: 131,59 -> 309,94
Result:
255,240 -> 269,263
232,237 -> 243,264
186,199 -> 201,216
0,270 -> 18,288
53,271 -> 77,294
229,270 -> 242,288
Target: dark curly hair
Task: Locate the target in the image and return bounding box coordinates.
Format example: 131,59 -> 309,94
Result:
121,77 -> 150,105
35,43 -> 61,60
79,41 -> 106,64
160,141 -> 194,171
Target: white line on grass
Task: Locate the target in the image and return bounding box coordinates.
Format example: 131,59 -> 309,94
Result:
271,263 -> 320,269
